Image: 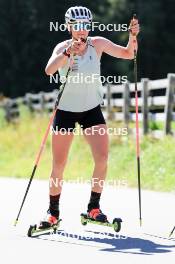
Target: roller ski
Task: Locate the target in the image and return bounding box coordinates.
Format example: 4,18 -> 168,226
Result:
81,208 -> 122,232
27,210 -> 61,237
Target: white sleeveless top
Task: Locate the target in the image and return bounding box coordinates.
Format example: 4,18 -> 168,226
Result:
58,37 -> 104,112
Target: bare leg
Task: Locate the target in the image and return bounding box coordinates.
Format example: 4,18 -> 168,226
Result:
83,124 -> 109,193
49,132 -> 74,196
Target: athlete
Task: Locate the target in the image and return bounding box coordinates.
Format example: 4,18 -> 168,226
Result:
40,6 -> 139,227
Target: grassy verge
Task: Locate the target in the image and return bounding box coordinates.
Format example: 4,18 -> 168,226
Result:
0,106 -> 175,192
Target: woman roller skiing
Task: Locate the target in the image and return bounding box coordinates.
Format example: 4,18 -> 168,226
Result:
39,6 -> 140,229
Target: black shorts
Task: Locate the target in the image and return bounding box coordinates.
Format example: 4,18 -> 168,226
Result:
52,105 -> 106,132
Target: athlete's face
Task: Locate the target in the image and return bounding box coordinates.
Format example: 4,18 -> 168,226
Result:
72,29 -> 89,40
68,22 -> 90,41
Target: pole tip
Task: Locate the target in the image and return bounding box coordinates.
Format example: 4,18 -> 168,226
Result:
139,219 -> 142,227
169,232 -> 172,238
14,220 -> 18,227
169,227 -> 175,238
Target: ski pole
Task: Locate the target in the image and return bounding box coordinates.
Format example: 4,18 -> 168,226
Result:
132,14 -> 142,226
169,226 -> 175,237
14,108 -> 56,226
14,67 -> 71,226
14,38 -> 87,226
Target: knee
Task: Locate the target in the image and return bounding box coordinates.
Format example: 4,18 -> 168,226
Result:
52,157 -> 67,171
94,151 -> 108,165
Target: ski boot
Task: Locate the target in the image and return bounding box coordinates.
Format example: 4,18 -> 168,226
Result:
81,208 -> 122,232
27,210 -> 61,237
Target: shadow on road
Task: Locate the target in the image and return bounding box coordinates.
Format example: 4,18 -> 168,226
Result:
83,230 -> 175,255
30,229 -> 175,255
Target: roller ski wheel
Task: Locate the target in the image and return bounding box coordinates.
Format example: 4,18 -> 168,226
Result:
81,209 -> 122,233
27,224 -> 37,237
112,218 -> 122,232
27,213 -> 61,237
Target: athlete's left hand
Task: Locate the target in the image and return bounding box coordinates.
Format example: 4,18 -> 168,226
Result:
129,18 -> 140,36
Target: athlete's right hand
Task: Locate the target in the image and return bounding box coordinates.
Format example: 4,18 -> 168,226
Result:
67,39 -> 86,55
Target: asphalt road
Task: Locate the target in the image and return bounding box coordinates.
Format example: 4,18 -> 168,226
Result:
0,178 -> 175,264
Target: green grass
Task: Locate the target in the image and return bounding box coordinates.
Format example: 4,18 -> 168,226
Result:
0,105 -> 175,192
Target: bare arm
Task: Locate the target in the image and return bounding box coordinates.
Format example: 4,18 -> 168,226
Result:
92,18 -> 139,60
45,38 -> 88,75
45,41 -> 70,75
94,35 -> 138,60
